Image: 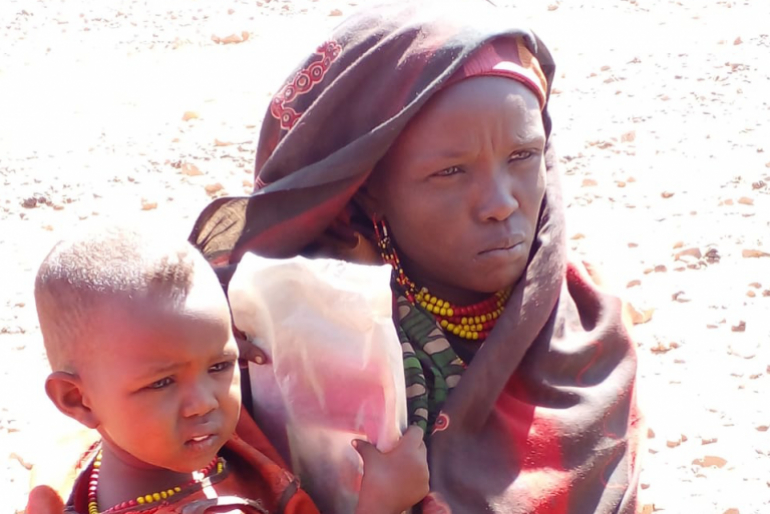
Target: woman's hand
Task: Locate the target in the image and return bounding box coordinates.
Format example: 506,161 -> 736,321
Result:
233,325 -> 268,367
214,263 -> 269,367
27,485 -> 65,514
353,425 -> 430,514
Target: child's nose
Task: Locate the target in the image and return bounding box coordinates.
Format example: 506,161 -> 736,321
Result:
181,382 -> 218,418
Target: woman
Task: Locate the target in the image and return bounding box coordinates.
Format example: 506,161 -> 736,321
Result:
189,1 -> 642,512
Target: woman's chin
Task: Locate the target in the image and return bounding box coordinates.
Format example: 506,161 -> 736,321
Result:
466,266 -> 526,294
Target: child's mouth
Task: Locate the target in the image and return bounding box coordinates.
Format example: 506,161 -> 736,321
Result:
185,433 -> 218,451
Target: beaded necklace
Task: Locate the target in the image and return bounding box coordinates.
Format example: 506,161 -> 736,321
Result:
375,219 -> 511,342
416,287 -> 511,341
87,450 -> 224,514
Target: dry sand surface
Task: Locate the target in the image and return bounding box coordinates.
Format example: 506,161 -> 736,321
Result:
1,0 -> 769,512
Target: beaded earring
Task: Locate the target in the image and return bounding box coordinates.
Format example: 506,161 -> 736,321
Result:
373,217 -> 415,302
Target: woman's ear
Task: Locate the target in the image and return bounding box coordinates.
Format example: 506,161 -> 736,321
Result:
45,372 -> 100,430
353,187 -> 378,220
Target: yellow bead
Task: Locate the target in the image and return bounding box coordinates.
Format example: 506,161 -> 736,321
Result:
153,492 -> 161,501
217,463 -> 224,473
447,323 -> 455,330
430,297 -> 437,304
459,330 -> 467,338
476,324 -> 483,331
161,491 -> 168,499
440,319 -> 448,328
439,308 -> 447,316
452,326 -> 461,335
481,314 -> 487,322
427,304 -> 435,313
420,302 -> 427,309
461,317 -> 468,325
138,497 -> 146,505
423,293 -> 431,302
446,308 -> 454,316
168,489 -> 176,496
436,299 -> 444,307
473,332 -> 480,340
174,487 -> 182,492
145,495 -> 154,503
474,316 -> 480,323
93,460 -> 101,468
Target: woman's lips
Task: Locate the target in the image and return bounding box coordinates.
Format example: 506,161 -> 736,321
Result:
477,243 -> 525,260
479,235 -> 526,255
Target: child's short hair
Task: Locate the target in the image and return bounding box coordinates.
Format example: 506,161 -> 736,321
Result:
35,225 -> 204,373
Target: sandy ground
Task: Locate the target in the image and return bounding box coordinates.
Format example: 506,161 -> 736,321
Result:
1,0 -> 769,512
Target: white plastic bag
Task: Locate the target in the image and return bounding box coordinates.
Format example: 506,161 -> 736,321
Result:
228,254 -> 408,514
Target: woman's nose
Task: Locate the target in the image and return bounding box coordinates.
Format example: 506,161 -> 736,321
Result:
476,170 -> 519,222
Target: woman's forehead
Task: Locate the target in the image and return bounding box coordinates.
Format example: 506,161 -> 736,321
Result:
391,77 -> 544,150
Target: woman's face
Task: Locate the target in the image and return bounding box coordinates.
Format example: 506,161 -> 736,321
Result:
370,77 -> 546,304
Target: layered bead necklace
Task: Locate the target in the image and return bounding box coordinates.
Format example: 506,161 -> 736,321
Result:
375,219 -> 511,342
87,450 -> 224,514
416,288 -> 511,341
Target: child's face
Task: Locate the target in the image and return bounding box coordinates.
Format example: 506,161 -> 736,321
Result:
80,273 -> 241,473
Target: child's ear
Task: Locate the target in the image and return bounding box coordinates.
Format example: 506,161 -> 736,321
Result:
45,372 -> 100,429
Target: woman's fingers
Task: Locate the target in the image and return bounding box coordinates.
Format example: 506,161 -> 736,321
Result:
233,327 -> 268,366
352,439 -> 379,464
27,485 -> 64,514
402,425 -> 427,451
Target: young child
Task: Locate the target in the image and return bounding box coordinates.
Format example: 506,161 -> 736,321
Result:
29,225 -> 429,514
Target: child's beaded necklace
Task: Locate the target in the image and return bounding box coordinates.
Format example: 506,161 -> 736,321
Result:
87,450 -> 224,514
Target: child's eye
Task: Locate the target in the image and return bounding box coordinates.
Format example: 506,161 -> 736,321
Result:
509,150 -> 534,162
209,361 -> 234,373
147,377 -> 174,390
433,166 -> 463,177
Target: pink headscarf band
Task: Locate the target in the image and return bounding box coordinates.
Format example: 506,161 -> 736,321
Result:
447,37 -> 548,110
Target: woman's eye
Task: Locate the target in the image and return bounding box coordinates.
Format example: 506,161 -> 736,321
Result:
509,150 -> 533,162
209,361 -> 233,373
147,377 -> 174,390
433,166 -> 462,177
